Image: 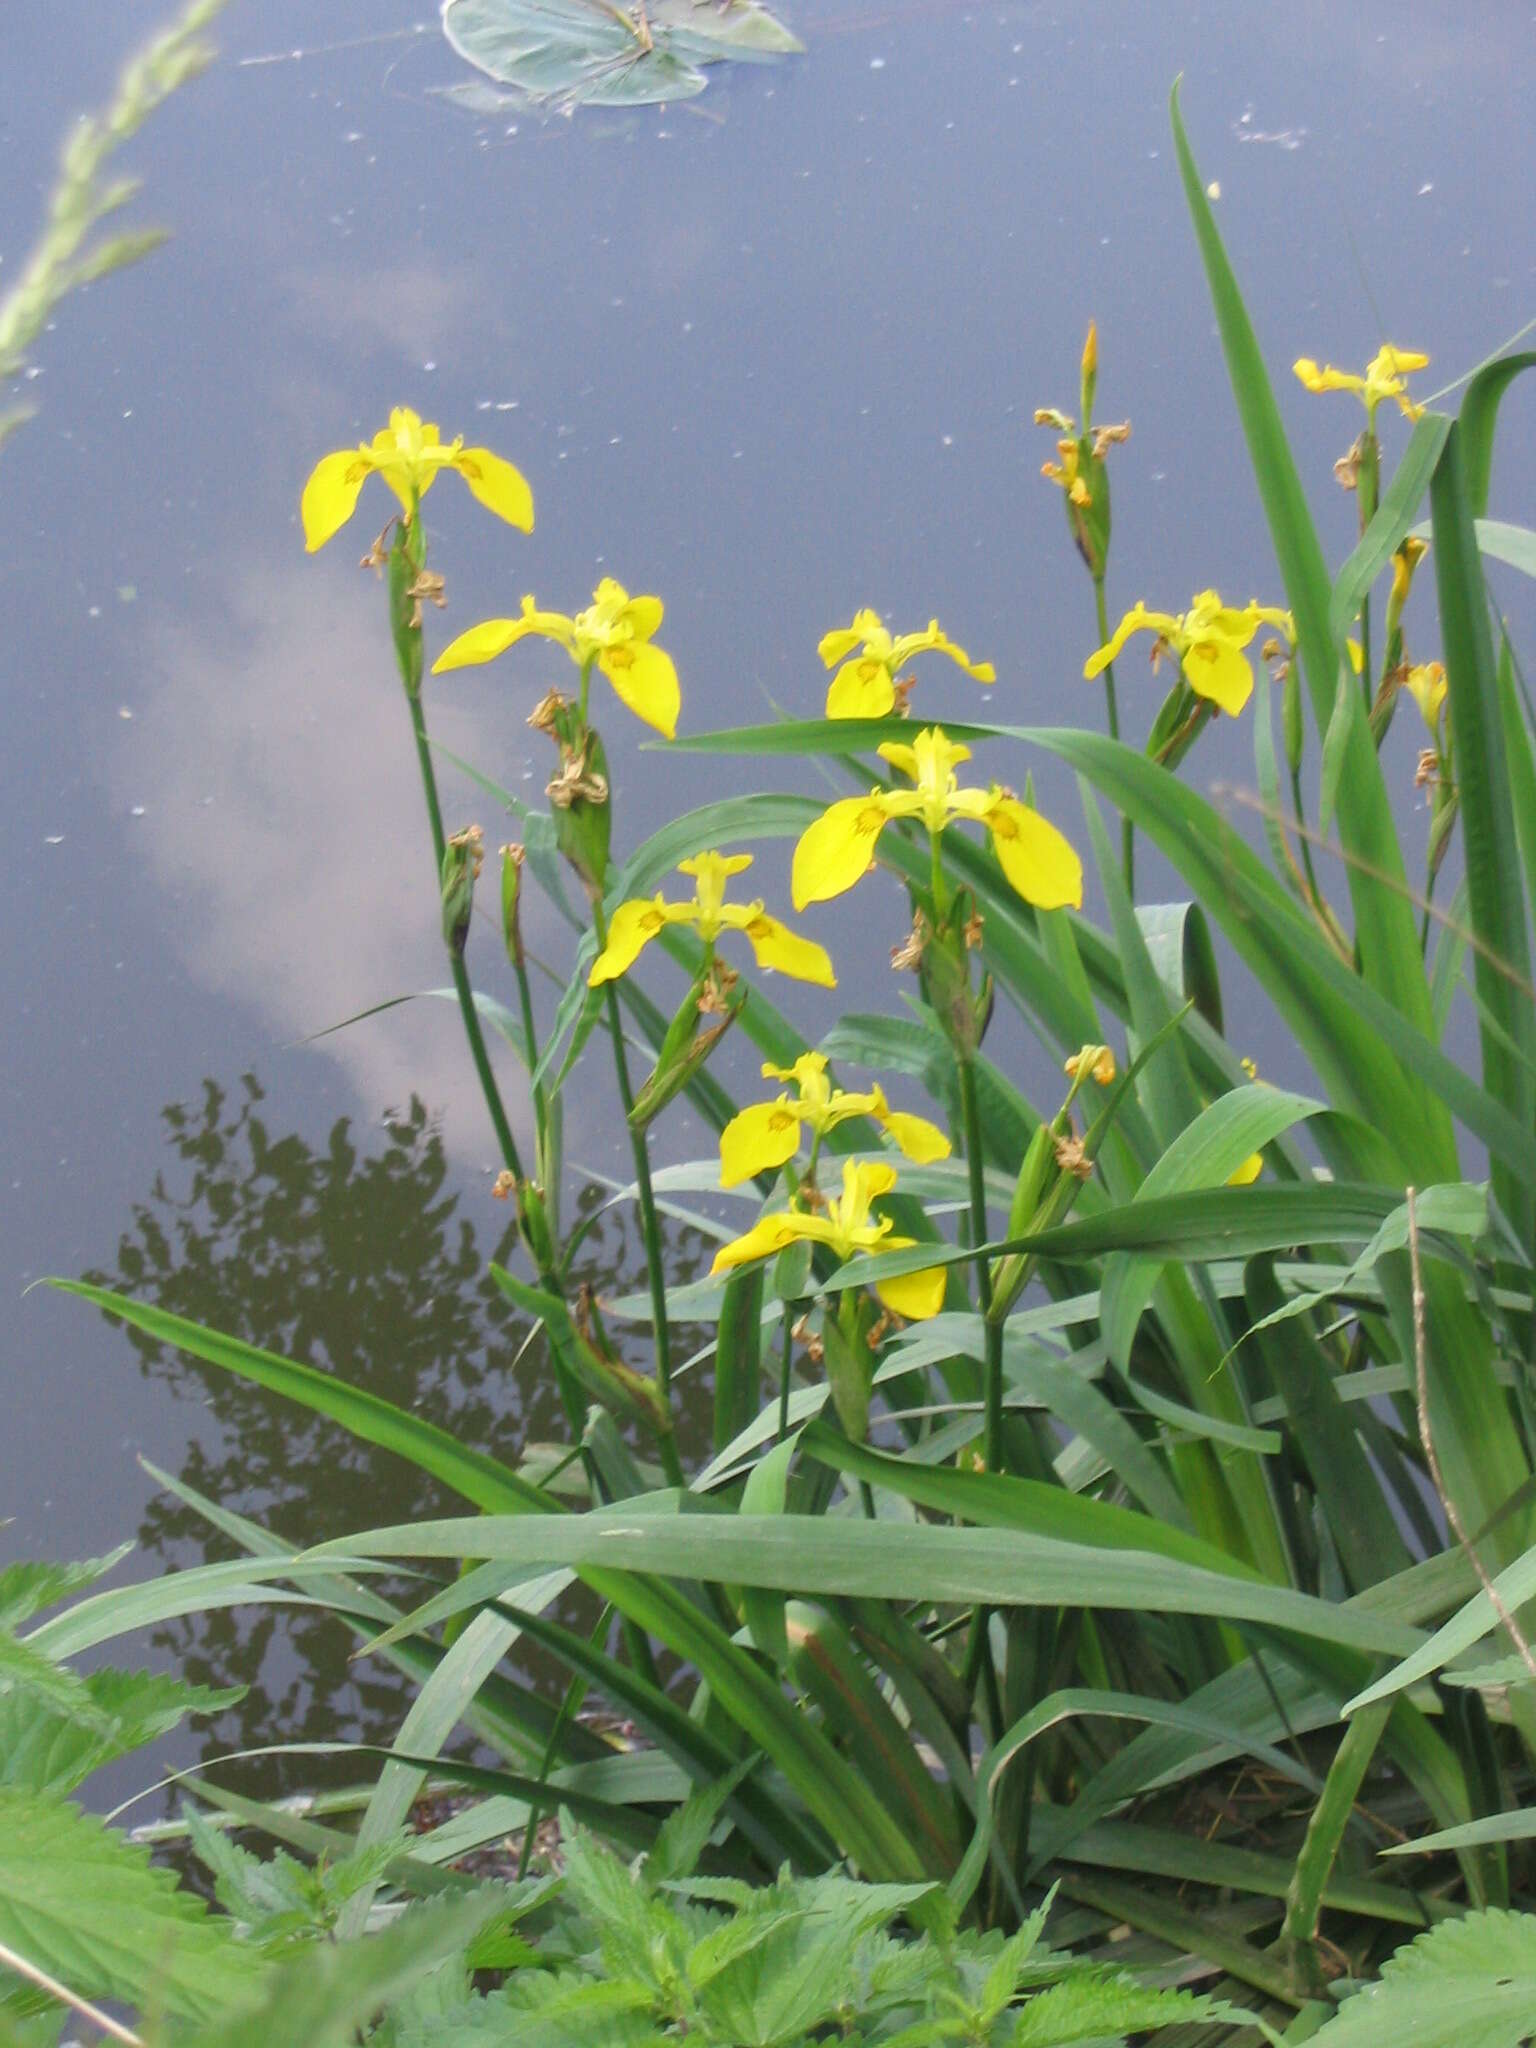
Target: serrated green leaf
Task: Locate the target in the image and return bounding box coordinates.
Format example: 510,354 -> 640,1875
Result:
0,1787 -> 263,2023
1305,1907 -> 1536,2048
149,1892 -> 507,2048
1009,1972 -> 1263,2047
0,1554 -> 132,1632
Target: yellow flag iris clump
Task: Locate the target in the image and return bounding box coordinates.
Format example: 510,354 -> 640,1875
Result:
719,1051 -> 950,1187
791,726 -> 1082,913
1084,591 -> 1293,719
590,850 -> 835,989
819,609 -> 996,720
433,579 -> 681,740
301,406 -> 534,551
710,1159 -> 946,1321
1292,344 -> 1428,426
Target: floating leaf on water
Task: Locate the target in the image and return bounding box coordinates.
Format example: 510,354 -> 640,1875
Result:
440,0 -> 803,112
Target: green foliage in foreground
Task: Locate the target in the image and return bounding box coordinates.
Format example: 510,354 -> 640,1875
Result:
18,67 -> 1536,2048
0,1614 -> 1269,2048
0,0 -> 225,452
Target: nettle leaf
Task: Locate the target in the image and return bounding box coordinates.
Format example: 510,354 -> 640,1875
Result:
646,1757 -> 756,1889
457,1971 -> 657,2047
1307,1908 -> 1536,2048
0,1628 -> 107,1732
149,1892 -> 508,2048
0,1551 -> 132,1631
1008,1972 -> 1266,2047
560,1824 -> 681,1990
0,1787 -> 265,2023
0,1667 -> 243,1800
441,0 -> 802,112
181,1805 -> 405,1950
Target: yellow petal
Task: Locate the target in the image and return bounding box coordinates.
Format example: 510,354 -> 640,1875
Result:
301,448 -> 374,552
1181,637 -> 1254,716
589,898 -> 667,984
618,592 -> 664,640
601,640 -> 680,739
985,798 -> 1083,910
874,1261 -> 947,1321
791,795 -> 890,909
818,624 -> 866,668
1227,1152 -> 1264,1187
741,913 -> 837,988
826,659 -> 895,720
851,1157 -> 900,1205
684,847 -> 757,880
679,850 -> 754,884
719,1100 -> 803,1186
1372,344 -> 1429,377
711,1209 -> 830,1275
452,447 -> 534,532
1083,603 -> 1170,680
890,622 -> 996,683
786,1050 -> 830,1100
1403,661 -> 1447,731
373,458 -> 439,516
878,1108 -> 952,1164
1293,358 -> 1362,397
822,1084 -> 881,1129
431,618 -> 524,674
875,739 -> 919,781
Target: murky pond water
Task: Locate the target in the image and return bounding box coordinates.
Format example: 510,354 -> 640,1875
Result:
5,0 -> 1532,1790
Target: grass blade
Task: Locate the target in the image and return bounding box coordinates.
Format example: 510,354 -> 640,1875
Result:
1430,418 -> 1536,1249
1169,81 -> 1433,1047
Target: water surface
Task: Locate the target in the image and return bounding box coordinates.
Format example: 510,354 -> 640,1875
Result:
3,0 -> 1532,1782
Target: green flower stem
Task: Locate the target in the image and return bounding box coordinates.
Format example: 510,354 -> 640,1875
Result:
514,952 -> 549,1150
778,1303 -> 796,1444
958,1056 -> 1004,1477
406,684 -> 528,1189
1288,763 -> 1325,916
515,1644 -> 597,1882
1357,432 -> 1379,705
591,894 -> 685,1491
928,829 -> 948,922
957,1052 -> 1009,1714
1094,575 -> 1133,897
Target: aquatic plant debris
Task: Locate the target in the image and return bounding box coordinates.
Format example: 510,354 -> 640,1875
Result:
441,0 -> 803,110
442,0 -> 803,107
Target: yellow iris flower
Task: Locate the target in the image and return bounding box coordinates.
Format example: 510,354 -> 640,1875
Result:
791,725 -> 1083,913
819,609 -> 996,720
710,1158 -> 946,1321
301,406 -> 533,552
719,1050 -> 951,1187
1403,660 -> 1448,733
1084,591 -> 1293,718
433,579 -> 681,740
589,850 -> 835,989
1292,345 -> 1429,426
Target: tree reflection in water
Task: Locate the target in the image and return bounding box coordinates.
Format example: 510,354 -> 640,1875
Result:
87,1072 -> 710,1786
